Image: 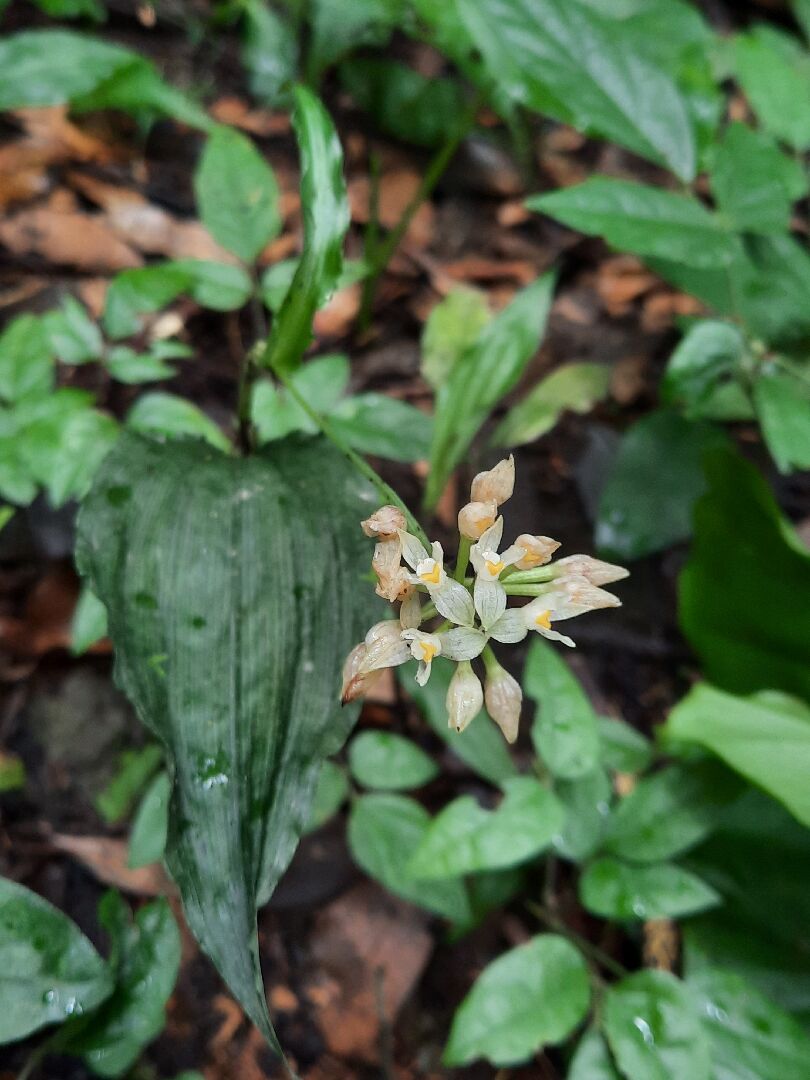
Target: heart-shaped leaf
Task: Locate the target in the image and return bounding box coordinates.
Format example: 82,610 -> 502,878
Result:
76,432 -> 375,1064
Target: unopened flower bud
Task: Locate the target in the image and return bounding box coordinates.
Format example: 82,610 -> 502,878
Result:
446,661 -> 484,734
471,455 -> 515,506
399,587 -> 422,629
484,662 -> 522,744
552,554 -> 629,586
359,620 -> 410,676
514,533 -> 560,570
372,538 -> 408,602
362,505 -> 407,540
458,500 -> 498,540
341,642 -> 382,703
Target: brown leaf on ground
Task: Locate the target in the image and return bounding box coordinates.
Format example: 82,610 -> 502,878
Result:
596,255 -> 657,316
497,199 -> 531,227
210,96 -> 291,136
643,918 -> 679,972
209,993 -> 246,1052
440,254 -> 536,285
0,566 -> 77,657
313,283 -> 361,337
610,354 -> 649,406
349,169 -> 434,249
305,883 -> 432,1062
0,203 -> 142,272
641,289 -> 704,332
50,834 -> 174,896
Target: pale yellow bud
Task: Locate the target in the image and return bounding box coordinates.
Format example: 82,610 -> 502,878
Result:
399,587 -> 422,630
446,661 -> 484,733
514,533 -> 560,570
484,664 -> 522,743
458,500 -> 498,540
470,455 -> 515,506
341,642 -> 382,703
372,538 -> 408,602
552,554 -> 629,586
362,505 -> 407,540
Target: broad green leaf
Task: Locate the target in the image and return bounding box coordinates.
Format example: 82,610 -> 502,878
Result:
347,793 -> 471,922
794,0 -> 810,41
76,432 -> 377,1059
45,297 -> 103,365
733,235 -> 810,347
409,777 -> 564,879
260,257 -> 366,315
172,259 -> 254,312
96,745 -> 163,825
242,0 -> 298,105
689,969 -> 810,1080
64,892 -> 180,1077
330,393 -> 433,462
425,273 -> 555,509
303,760 -> 349,833
710,123 -> 806,234
348,731 -> 438,791
753,364 -> 810,474
421,286 -> 491,390
458,0 -> 696,179
661,320 -> 750,421
604,970 -> 711,1080
402,660 -> 518,786
664,684 -> 810,828
530,178 -> 734,269
0,877 -> 112,1043
194,127 -> 280,263
525,637 -> 600,779
580,856 -> 719,920
71,586 -> 108,657
678,449 -> 810,700
552,767 -> 612,862
0,315 -> 53,403
443,934 -> 590,1066
595,409 -> 729,561
126,393 -> 230,452
0,30 -> 134,109
1,389 -> 92,505
265,86 -> 350,376
251,354 -> 350,443
604,761 -> 741,864
106,346 -> 176,385
0,751 -> 25,793
569,1030 -> 621,1080
72,56 -> 211,131
340,58 -> 467,147
128,771 -> 170,869
597,717 -> 652,774
733,26 -> 810,151
493,361 -> 610,447
308,0 -> 403,78
26,406 -> 119,508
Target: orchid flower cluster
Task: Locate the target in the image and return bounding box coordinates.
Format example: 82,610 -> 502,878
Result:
341,456 -> 628,743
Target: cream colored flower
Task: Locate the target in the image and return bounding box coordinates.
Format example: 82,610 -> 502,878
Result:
401,628 -> 442,685
484,662 -> 522,744
341,643 -> 382,703
458,500 -> 498,540
520,576 -> 622,647
399,587 -> 422,629
552,554 -> 629,586
470,518 -> 523,629
371,538 -> 409,602
446,661 -> 483,733
361,505 -> 407,540
471,455 -> 515,506
357,620 -> 411,675
399,530 -> 475,627
513,533 -> 560,570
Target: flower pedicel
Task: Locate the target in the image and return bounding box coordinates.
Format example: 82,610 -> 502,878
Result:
341,456 -> 628,742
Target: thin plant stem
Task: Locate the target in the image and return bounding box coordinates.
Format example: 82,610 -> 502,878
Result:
453,535 -> 472,583
526,900 -> 629,980
503,583 -> 554,597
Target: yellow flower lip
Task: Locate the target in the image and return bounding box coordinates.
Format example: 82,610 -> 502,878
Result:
485,558 -> 506,576
534,609 -> 552,630
420,642 -> 438,662
419,563 -> 442,585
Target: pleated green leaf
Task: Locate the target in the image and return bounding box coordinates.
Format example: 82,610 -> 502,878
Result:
76,432 -> 375,1066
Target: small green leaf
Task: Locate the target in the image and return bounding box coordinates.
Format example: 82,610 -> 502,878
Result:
525,637 -> 601,779
604,761 -> 741,864
126,393 -> 230,452
569,1030 -> 622,1080
0,30 -> 135,109
45,297 -> 103,365
552,767 -> 612,863
0,877 -> 113,1043
604,970 -> 711,1080
251,354 -> 350,443
330,394 -> 433,462
348,793 -> 472,922
529,178 -> 734,269
71,584 -> 108,657
349,731 -> 438,791
426,273 -> 555,509
128,771 -> 170,869
96,745 -> 164,825
443,934 -> 590,1066
421,286 -> 492,390
265,86 -> 350,375
241,0 -> 297,105
106,346 -> 177,385
194,126 -> 280,263
597,717 -> 652,774
0,315 -> 53,403
38,408 -> 119,508
303,760 -> 349,833
308,0 -> 403,77
753,364 -> 810,474
733,26 -> 810,151
661,320 -> 749,421
493,361 -> 610,447
595,409 -> 729,561
580,857 -> 720,920
409,777 -> 564,878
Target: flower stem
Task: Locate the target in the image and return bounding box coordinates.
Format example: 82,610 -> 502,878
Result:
502,566 -> 554,585
503,583 -> 553,597
453,535 -> 472,583
526,900 -> 628,980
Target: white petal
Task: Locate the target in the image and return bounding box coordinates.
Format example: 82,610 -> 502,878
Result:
398,529 -> 429,570
433,578 -> 475,627
538,627 -> 576,647
415,658 -> 432,686
477,516 -> 504,554
489,609 -> 528,644
499,544 -> 525,569
440,626 -> 488,661
359,622 -> 411,672
474,577 -> 506,629
399,589 -> 422,629
431,540 -> 445,564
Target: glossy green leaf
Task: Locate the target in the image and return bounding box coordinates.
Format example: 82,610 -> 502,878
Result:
409,777 -> 564,879
525,637 -> 601,779
45,297 -> 103,365
27,406 -> 119,508
0,30 -> 134,109
265,86 -> 349,376
595,409 -> 729,561
126,393 -> 230,452
242,0 -> 297,105
552,767 -> 612,863
458,0 -> 696,178
349,731 -> 438,791
421,286 -> 491,390
71,585 -> 108,656
128,771 -> 170,869
597,717 -> 652,774
106,346 -> 176,385
348,793 -> 471,922
710,122 -> 806,234
72,55 -> 211,131
330,394 -> 433,462
580,856 -> 719,920
530,178 -> 734,269
308,0 -> 403,77
64,892 -> 180,1077
661,319 -> 750,421
605,761 -> 741,864
753,364 -> 810,474
679,449 -> 810,700
569,1029 -> 621,1080
303,760 -> 349,834
425,273 -> 555,509
402,660 -> 518,786
251,354 -> 349,443
493,361 -> 610,447
0,877 -> 112,1043
664,685 -> 810,828
0,315 -> 53,404
733,26 -> 810,151
604,970 -> 711,1080
444,934 -> 590,1066
690,969 -> 810,1080
194,127 -> 280,263
76,432 -> 376,1061
96,745 -> 163,825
